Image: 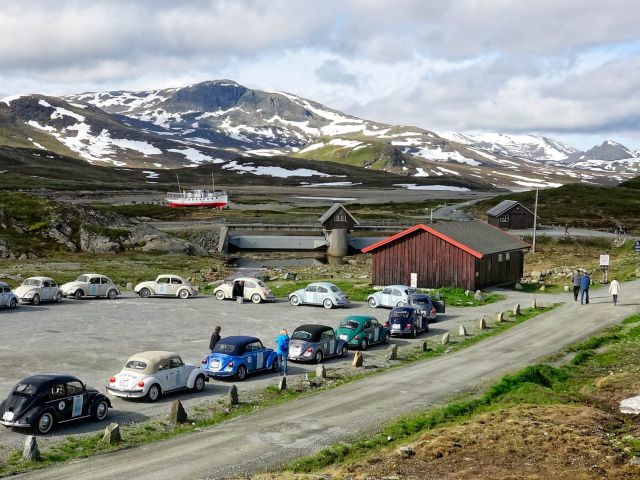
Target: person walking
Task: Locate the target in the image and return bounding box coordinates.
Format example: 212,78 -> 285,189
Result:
209,325 -> 222,352
275,329 -> 290,376
609,279 -> 621,306
580,272 -> 591,305
571,270 -> 581,301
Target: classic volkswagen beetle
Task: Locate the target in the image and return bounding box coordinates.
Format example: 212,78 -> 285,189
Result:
385,306 -> 429,338
202,336 -> 279,381
0,282 -> 18,309
367,285 -> 416,309
106,351 -> 205,402
0,373 -> 111,434
407,293 -> 445,321
336,315 -> 391,350
14,277 -> 63,305
214,277 -> 275,303
134,274 -> 196,299
288,282 -> 349,309
288,324 -> 349,364
61,273 -> 120,300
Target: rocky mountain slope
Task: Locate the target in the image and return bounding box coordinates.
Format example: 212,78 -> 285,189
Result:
1,80 -> 638,190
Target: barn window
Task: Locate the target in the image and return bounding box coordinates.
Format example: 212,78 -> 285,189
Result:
499,214 -> 509,222
334,212 -> 347,222
498,253 -> 503,262
506,252 -> 511,261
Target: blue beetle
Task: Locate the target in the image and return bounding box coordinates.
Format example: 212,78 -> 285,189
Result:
202,336 -> 279,381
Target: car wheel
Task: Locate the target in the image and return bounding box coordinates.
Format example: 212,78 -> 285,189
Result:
323,298 -> 333,309
35,411 -> 54,434
384,332 -> 391,344
9,298 -> 17,309
361,338 -> 368,351
411,327 -> 417,338
290,295 -> 300,306
396,301 -> 405,307
107,289 -> 117,300
235,365 -> 247,381
430,307 -> 437,321
179,289 -> 190,299
193,375 -> 205,393
215,290 -> 225,301
139,288 -> 151,298
74,289 -> 84,300
367,297 -> 377,308
55,292 -> 63,303
145,384 -> 161,402
251,293 -> 262,304
93,400 -> 109,421
314,350 -> 324,364
271,357 -> 279,372
340,345 -> 348,357
32,294 -> 41,306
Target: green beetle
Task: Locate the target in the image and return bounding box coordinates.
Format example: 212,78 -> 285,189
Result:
335,315 -> 391,350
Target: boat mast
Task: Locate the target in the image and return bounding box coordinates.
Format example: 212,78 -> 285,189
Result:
176,174 -> 181,193
211,172 -> 215,191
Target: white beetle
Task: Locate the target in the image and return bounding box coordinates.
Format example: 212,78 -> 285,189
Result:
134,274 -> 196,299
213,277 -> 275,304
106,351 -> 205,402
61,273 -> 120,300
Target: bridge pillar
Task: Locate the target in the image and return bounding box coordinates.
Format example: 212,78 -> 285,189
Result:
327,228 -> 348,257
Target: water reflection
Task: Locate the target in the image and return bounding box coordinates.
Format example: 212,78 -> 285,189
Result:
229,254 -> 331,269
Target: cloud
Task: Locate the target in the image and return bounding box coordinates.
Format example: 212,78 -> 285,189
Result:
315,59 -> 358,86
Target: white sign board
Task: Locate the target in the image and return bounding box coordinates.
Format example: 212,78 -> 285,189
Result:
410,273 -> 417,288
599,254 -> 610,266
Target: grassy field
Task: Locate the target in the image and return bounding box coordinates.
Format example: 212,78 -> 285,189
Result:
282,314 -> 640,478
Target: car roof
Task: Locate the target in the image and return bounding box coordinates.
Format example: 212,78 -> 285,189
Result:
230,277 -> 260,282
308,282 -> 338,288
294,324 -> 333,336
20,373 -> 80,387
24,276 -> 54,281
391,306 -> 419,313
409,293 -> 431,299
127,351 -> 179,365
384,285 -> 412,289
342,315 -> 375,323
79,273 -> 107,277
217,335 -> 261,347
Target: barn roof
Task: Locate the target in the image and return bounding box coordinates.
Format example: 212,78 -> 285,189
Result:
361,221 -> 530,258
318,203 -> 360,225
487,200 -> 534,217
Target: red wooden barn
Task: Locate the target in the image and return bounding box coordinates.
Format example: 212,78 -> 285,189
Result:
362,221 -> 530,290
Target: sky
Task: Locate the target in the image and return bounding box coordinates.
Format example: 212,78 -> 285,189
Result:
1,0 -> 639,151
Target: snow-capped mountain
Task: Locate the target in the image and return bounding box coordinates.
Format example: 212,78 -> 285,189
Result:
0,80 -> 638,190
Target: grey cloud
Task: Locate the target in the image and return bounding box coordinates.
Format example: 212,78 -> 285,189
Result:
315,59 -> 358,86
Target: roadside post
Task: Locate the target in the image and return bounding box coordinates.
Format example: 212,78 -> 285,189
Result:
634,240 -> 640,253
599,254 -> 610,284
410,273 -> 417,289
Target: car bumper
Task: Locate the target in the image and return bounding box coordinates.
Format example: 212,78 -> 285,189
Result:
106,386 -> 146,398
204,370 -> 235,378
287,352 -> 314,362
390,326 -> 414,336
0,419 -> 30,428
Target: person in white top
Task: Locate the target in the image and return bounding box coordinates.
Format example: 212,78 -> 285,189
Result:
608,279 -> 621,306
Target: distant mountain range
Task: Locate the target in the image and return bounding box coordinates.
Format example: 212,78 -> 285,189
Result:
0,79 -> 638,191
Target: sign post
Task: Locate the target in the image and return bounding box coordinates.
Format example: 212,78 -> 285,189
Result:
635,240 -> 640,253
410,273 -> 417,289
599,254 -> 610,284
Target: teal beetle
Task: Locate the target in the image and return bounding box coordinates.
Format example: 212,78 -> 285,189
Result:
335,315 -> 390,350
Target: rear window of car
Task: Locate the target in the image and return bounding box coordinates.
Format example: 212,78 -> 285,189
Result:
213,343 -> 238,355
125,360 -> 148,370
12,383 -> 37,396
390,310 -> 411,319
330,286 -> 341,293
257,280 -> 267,288
339,319 -> 360,329
292,330 -> 312,340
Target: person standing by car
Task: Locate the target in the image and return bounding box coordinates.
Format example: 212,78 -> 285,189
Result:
275,329 -> 290,376
571,270 -> 581,302
209,325 -> 222,352
609,278 -> 621,306
580,272 -> 591,305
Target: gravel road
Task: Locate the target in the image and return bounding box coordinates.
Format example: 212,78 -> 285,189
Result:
12,281 -> 639,479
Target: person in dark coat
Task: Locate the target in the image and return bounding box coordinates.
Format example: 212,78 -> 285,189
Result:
209,325 -> 222,351
571,270 -> 581,301
580,272 -> 591,305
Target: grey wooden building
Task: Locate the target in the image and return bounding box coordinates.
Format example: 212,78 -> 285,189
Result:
487,200 -> 535,229
318,203 -> 359,256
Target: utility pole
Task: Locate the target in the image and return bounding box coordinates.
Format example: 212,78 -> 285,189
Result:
532,187 -> 539,253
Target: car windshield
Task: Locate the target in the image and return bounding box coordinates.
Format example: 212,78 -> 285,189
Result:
124,360 -> 148,370
76,275 -> 89,282
292,330 -> 312,340
339,319 -> 360,329
213,343 -> 237,355
22,279 -> 41,286
390,311 -> 411,320
330,286 -> 341,293
12,383 -> 37,397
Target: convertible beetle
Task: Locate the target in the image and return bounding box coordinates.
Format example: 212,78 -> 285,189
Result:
202,336 -> 279,381
106,351 -> 205,402
288,324 -> 349,364
0,373 -> 111,434
336,315 -> 391,350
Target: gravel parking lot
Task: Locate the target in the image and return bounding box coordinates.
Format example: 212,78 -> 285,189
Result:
0,292 -> 469,454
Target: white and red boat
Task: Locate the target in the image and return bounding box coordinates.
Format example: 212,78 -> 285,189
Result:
166,175 -> 228,209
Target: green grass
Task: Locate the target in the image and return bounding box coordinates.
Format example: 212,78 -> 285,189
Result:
286,318 -> 640,473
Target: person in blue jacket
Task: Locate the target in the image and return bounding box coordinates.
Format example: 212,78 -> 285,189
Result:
579,271 -> 591,305
275,329 -> 290,376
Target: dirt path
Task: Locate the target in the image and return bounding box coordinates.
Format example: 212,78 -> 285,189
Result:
17,282 -> 640,480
